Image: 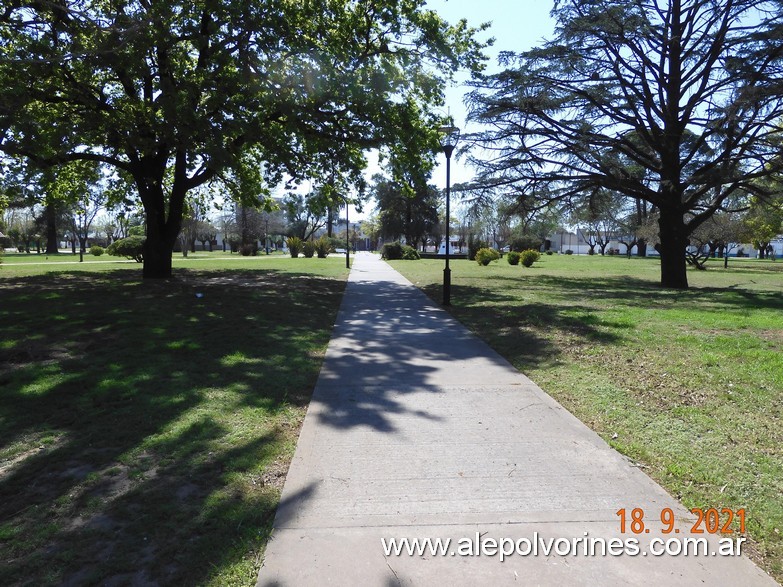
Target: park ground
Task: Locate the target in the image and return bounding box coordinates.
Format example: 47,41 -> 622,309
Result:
0,250 -> 781,585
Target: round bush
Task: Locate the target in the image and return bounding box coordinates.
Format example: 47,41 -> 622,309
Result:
239,243 -> 258,256
509,236 -> 543,252
401,245 -> 420,260
90,245 -> 105,256
381,241 -> 404,260
520,249 -> 541,267
107,236 -> 145,263
507,251 -> 521,265
475,247 -> 501,266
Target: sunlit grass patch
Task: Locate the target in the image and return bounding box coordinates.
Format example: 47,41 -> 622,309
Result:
392,253 -> 783,581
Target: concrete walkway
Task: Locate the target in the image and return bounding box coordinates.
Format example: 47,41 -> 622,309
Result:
257,252 -> 777,586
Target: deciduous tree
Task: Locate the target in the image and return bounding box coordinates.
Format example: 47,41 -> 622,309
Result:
1,0 -> 487,277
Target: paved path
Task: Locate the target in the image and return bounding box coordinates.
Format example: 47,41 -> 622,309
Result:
257,252 -> 777,586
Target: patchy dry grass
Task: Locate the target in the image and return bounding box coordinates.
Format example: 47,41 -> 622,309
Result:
392,254 -> 783,582
0,259 -> 348,586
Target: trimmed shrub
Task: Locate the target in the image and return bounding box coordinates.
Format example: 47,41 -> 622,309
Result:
90,245 -> 105,256
565,249 -> 574,255
507,251 -> 521,265
107,236 -> 145,263
475,247 -> 501,266
509,235 -> 543,252
546,250 -> 554,255
286,236 -> 303,258
520,249 -> 541,267
381,241 -> 403,260
401,245 -> 420,260
302,240 -> 316,258
239,243 -> 258,256
315,236 -> 331,258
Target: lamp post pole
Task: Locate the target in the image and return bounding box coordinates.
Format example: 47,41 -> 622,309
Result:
346,199 -> 350,269
443,151 -> 452,305
438,123 -> 460,306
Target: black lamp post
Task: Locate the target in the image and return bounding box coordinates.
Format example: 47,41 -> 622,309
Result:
438,123 -> 460,306
265,217 -> 270,255
345,199 -> 350,269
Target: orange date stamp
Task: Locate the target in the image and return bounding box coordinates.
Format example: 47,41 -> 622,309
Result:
616,507 -> 746,535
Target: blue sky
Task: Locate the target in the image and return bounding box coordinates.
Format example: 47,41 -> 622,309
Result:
425,0 -> 556,188
312,1 -> 557,219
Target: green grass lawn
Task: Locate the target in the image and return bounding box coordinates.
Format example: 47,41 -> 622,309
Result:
0,256 -> 349,586
0,249 -> 291,277
391,254 -> 783,581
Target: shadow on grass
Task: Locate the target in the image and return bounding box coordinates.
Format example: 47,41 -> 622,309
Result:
412,272 -> 783,373
0,268 -> 346,586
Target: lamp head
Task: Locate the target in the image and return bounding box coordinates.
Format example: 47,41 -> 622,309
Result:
438,124 -> 460,158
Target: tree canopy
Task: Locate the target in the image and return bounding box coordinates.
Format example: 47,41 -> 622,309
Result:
1,0 -> 488,277
466,0 -> 783,288
372,174 -> 439,248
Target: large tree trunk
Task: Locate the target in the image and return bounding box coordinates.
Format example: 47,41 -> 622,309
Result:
143,209 -> 178,277
143,236 -> 175,277
45,203 -> 59,254
657,208 -> 689,289
138,152 -> 188,278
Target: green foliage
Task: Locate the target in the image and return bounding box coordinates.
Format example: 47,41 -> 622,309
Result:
89,245 -> 104,256
128,225 -> 146,237
468,235 -> 489,261
401,245 -> 421,260
374,176 -> 439,247
1,0 -> 489,278
286,236 -> 303,258
466,0 -> 783,288
239,243 -> 258,256
507,251 -> 521,265
315,236 -> 332,259
743,196 -> 783,253
381,241 -> 404,260
328,236 -> 345,252
520,249 -> 541,267
302,240 -> 316,258
565,249 -> 574,255
107,236 -> 145,263
509,236 -> 542,253
382,242 -> 420,260
475,247 -> 501,266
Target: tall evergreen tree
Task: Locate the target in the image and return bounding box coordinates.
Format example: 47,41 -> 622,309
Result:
467,0 -> 783,288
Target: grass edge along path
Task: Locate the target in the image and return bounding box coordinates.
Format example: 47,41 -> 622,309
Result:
0,257 -> 349,586
391,254 -> 783,583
